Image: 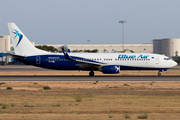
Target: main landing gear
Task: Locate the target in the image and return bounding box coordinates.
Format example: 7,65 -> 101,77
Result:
89,71 -> 94,76
158,72 -> 161,76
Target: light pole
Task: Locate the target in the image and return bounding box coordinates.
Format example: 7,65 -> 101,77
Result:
171,42 -> 173,56
119,21 -> 127,52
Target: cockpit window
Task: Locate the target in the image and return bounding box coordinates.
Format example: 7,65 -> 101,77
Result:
164,58 -> 170,60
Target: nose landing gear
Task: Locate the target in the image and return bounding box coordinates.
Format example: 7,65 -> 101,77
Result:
158,69 -> 167,76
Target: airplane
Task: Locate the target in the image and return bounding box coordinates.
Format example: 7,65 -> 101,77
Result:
6,23 -> 177,76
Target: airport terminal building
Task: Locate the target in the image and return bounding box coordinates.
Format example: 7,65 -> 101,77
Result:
43,44 -> 153,53
38,38 -> 180,57
0,35 -> 12,64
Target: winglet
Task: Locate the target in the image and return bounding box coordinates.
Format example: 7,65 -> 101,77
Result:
61,47 -> 72,60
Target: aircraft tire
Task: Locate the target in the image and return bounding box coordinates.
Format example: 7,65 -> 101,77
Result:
89,71 -> 94,76
158,72 -> 161,76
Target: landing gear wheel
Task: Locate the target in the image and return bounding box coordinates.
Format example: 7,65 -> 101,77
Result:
158,72 -> 161,76
89,71 -> 94,76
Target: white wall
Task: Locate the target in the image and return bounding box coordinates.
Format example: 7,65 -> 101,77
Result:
0,36 -> 6,52
162,38 -> 180,56
4,35 -> 10,51
153,38 -> 180,57
67,44 -> 153,53
153,39 -> 162,54
0,35 -> 10,52
39,44 -> 153,53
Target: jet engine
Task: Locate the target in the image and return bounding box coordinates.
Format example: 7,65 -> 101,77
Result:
101,65 -> 120,74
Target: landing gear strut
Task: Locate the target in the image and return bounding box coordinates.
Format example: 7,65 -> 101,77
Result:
158,72 -> 161,76
89,71 -> 94,76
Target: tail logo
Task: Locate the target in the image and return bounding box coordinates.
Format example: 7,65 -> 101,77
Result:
12,29 -> 23,47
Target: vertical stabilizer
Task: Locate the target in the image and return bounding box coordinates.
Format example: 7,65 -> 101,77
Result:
7,23 -> 48,56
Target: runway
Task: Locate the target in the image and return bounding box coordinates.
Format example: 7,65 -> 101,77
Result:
0,75 -> 180,81
0,65 -> 180,81
0,65 -> 180,72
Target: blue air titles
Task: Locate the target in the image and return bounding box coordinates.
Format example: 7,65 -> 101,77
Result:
118,55 -> 149,59
137,55 -> 149,58
118,55 -> 136,59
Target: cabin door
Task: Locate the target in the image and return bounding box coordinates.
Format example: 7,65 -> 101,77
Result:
36,56 -> 41,64
155,57 -> 159,64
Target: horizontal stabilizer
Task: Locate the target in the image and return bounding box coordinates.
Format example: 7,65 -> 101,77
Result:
4,53 -> 26,58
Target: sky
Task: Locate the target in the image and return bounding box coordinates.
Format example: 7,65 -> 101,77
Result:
0,0 -> 180,45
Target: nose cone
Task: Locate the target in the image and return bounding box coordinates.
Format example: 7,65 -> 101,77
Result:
171,60 -> 178,67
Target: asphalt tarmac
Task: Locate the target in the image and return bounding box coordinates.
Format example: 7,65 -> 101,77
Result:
0,75 -> 180,82
0,65 -> 52,72
0,65 -> 180,72
0,65 -> 180,82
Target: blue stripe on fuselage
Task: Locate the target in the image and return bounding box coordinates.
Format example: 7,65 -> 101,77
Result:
14,54 -> 168,71
14,54 -> 104,70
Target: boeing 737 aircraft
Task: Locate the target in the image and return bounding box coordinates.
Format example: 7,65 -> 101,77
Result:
6,23 -> 177,76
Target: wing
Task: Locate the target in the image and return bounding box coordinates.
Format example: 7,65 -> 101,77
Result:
61,47 -> 106,69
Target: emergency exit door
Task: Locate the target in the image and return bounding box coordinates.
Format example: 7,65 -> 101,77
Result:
36,56 -> 41,64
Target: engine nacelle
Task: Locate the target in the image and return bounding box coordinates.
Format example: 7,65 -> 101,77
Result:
101,65 -> 120,74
